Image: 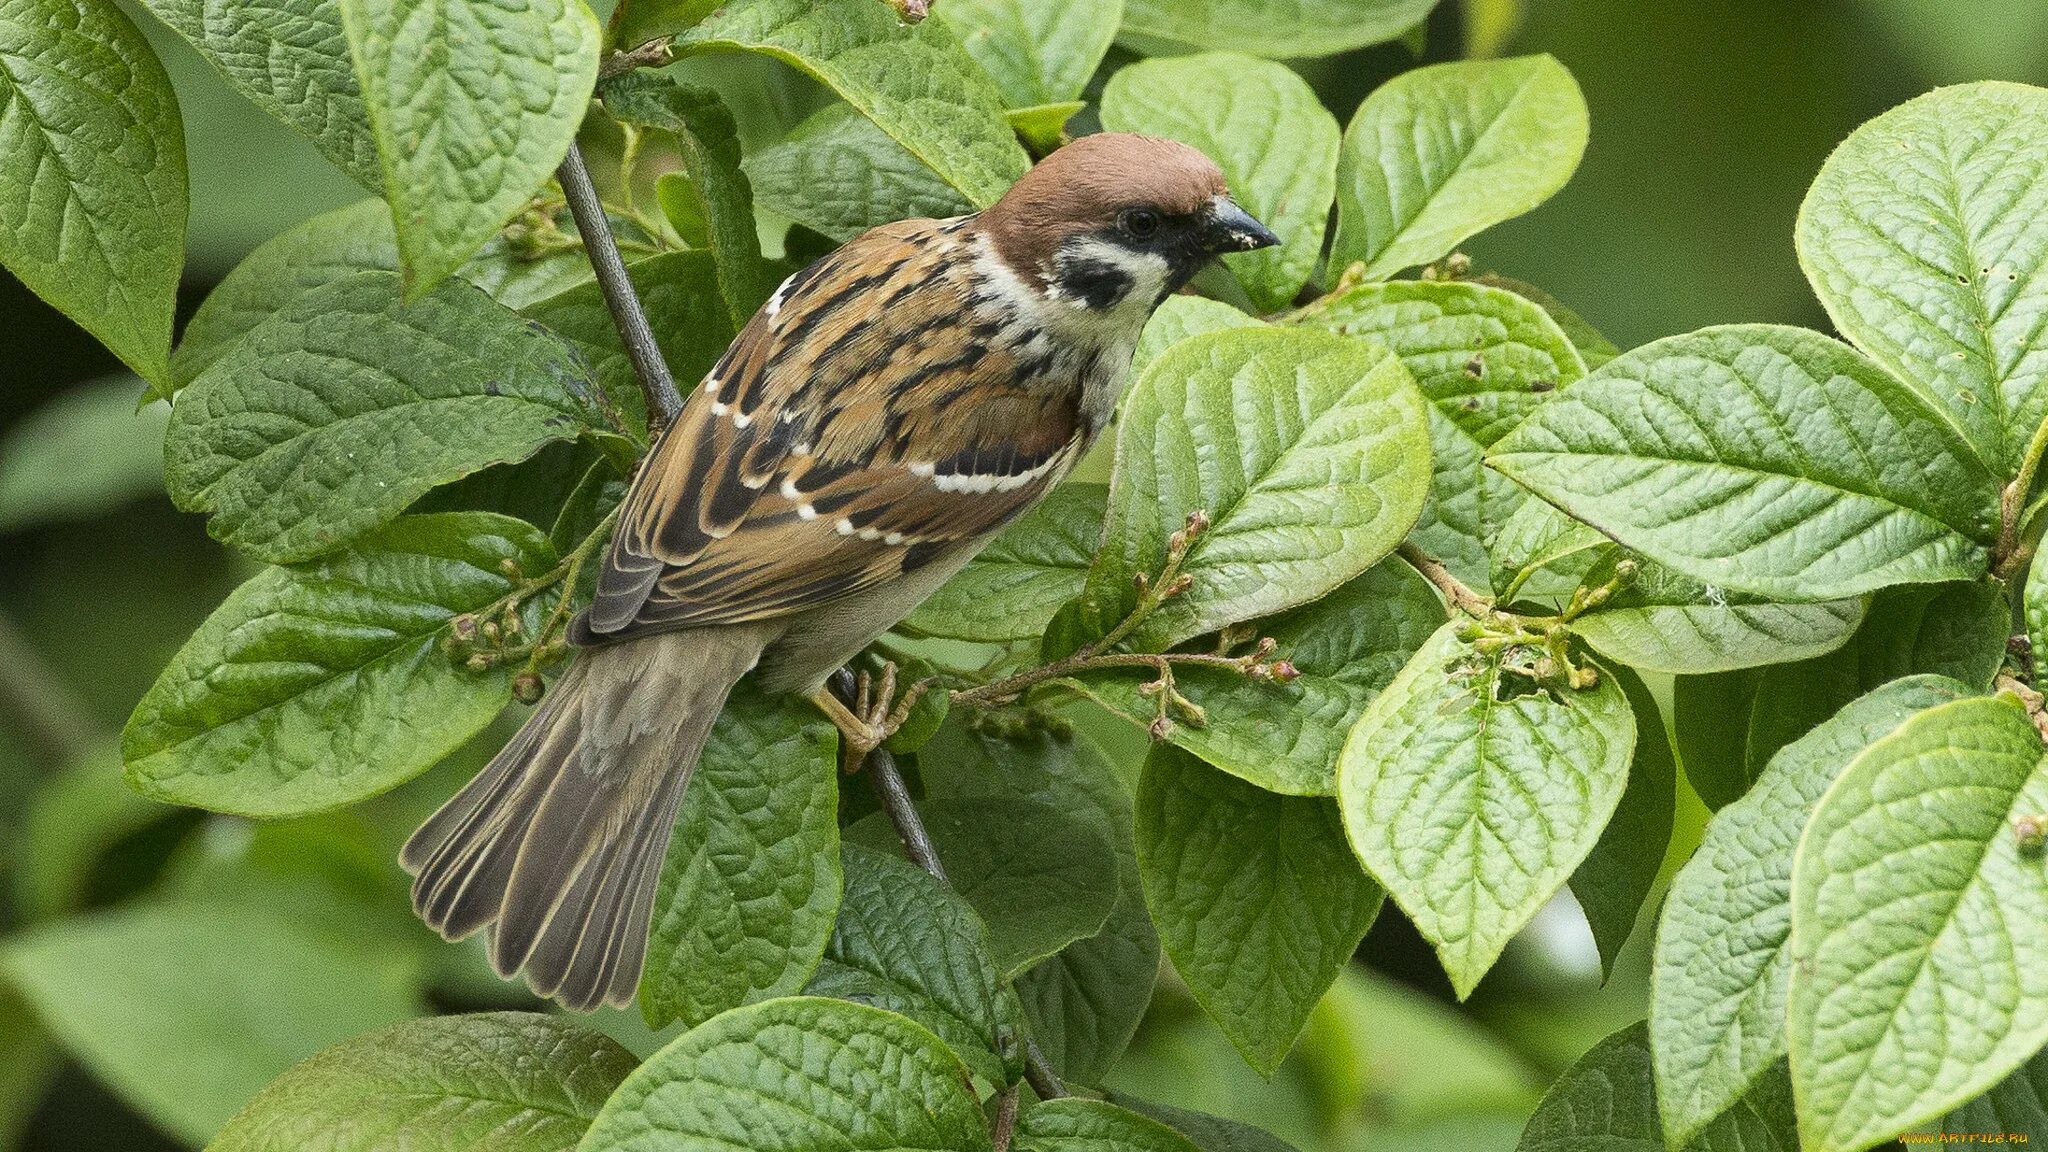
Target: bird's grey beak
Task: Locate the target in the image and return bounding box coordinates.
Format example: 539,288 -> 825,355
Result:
1199,195 -> 1279,254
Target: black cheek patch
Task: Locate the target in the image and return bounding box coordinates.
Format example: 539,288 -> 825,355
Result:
1058,254 -> 1134,310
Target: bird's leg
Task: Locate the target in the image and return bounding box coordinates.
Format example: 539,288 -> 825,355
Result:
809,662 -> 932,768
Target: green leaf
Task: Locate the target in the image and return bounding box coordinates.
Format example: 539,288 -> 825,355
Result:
1107,1097 -> 1301,1152
1131,296 -> 1263,379
0,376 -> 166,533
1136,746 -> 1383,1075
1018,1098 -> 1203,1152
337,0 -> 598,294
122,512 -> 554,817
1787,691 -> 2048,1152
1942,1045 -> 2048,1139
1100,53 -> 1339,312
139,0 -> 377,186
600,74 -> 779,324
207,1013 -> 635,1152
1797,81 -> 2048,476
1298,279 -> 1587,589
1117,0 -> 1440,58
2031,547 -> 2048,691
639,681 -> 841,1029
579,997 -> 993,1152
1568,554 -> 1867,675
1489,497 -> 1611,603
1332,55 -> 1587,280
1488,324 -> 2002,601
0,988 -> 56,1152
13,745 -> 170,922
678,0 -> 1029,208
915,722 -> 1160,1084
1743,580 -> 2010,780
742,103 -> 975,243
171,200 -> 397,390
165,272 -> 597,562
0,901 -> 421,1145
1518,1022 -> 1798,1152
806,844 -> 1025,1086
1567,664 -> 1675,977
937,0 -> 1121,108
1,0 -> 186,388
1672,669 -> 1765,812
905,483 -> 1106,643
851,795 -> 1120,977
522,251 -> 736,435
1072,558 -> 1440,795
1338,621 -> 1634,998
1007,101 -> 1083,154
1471,273 -> 1621,370
1652,674 -> 1971,1148
1085,326 -> 1432,651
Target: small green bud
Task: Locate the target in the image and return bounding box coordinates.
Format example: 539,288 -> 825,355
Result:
512,672 -> 545,705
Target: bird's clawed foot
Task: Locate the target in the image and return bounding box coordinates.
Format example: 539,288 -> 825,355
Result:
809,662 -> 932,768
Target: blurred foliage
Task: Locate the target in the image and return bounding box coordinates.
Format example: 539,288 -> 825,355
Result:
2,1 -> 2044,1150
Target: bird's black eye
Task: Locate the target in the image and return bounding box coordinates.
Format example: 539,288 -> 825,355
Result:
1119,207 -> 1161,240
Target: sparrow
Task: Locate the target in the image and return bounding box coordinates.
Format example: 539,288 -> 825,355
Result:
402,132 -> 1279,1010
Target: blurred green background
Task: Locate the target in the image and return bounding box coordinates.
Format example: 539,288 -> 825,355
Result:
2,1 -> 2043,1149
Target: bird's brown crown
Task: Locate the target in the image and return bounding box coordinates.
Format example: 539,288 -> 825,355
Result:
978,133 -> 1230,271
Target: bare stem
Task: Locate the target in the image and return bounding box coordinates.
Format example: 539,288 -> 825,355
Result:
0,613 -> 101,765
556,142 -> 683,428
598,37 -> 675,81
991,1086 -> 1020,1152
1398,541 -> 1494,619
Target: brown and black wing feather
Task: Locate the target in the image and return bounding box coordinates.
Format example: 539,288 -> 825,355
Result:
582,219 -> 1085,642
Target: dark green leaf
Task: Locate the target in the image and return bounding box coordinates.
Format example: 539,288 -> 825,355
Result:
1,0 -> 186,388
122,513 -> 555,817
1108,1096 -> 1301,1152
1567,664 -> 1675,977
165,272 -> 598,562
579,997 -> 992,1152
937,0 -> 1121,108
139,0 -> 377,185
13,746 -> 170,922
1137,747 -> 1382,1075
1086,327 -> 1431,650
208,1013 -> 635,1152
678,0 -> 1029,207
1518,1022 -> 1797,1152
1,901 -> 420,1145
1017,1098 -> 1203,1152
1672,669 -> 1764,812
1073,558 -> 1440,795
906,484 -> 1106,643
743,103 -> 975,243
1943,1045 -> 2048,1139
639,681 -> 841,1029
1489,325 -> 2001,601
806,844 -> 1026,1085
1118,0 -> 1440,58
337,0 -> 598,293
0,376 -> 166,533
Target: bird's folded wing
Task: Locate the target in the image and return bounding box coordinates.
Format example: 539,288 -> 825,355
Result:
583,221 -> 1085,638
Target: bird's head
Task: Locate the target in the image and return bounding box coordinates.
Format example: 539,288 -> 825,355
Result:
977,133 -> 1279,314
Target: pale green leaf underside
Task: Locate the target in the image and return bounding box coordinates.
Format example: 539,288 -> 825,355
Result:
140,0 -> 378,185
579,998 -> 992,1152
1489,324 -> 2000,602
742,103 -> 974,243
1788,692 -> 2048,1152
1333,54 -> 1587,280
1797,81 -> 2048,476
1118,0 -> 1439,59
0,0 -> 187,388
906,484 -> 1106,643
639,683 -> 840,1030
164,272 -> 596,563
207,1013 -> 636,1152
679,0 -> 1028,208
1093,326 -> 1432,651
1074,559 -> 1440,796
1137,748 -> 1382,1075
1300,279 -> 1586,590
1101,52 -> 1339,311
1489,497 -> 1610,602
122,513 -> 553,818
1340,622 -> 1634,998
1571,557 -> 1867,675
937,0 -> 1121,108
338,0 -> 598,294
1651,675 -> 1970,1148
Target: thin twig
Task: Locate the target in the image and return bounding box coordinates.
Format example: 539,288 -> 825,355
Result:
1398,541 -> 1495,619
556,142 -> 683,427
598,37 -> 675,81
1022,1041 -> 1069,1100
0,612 -> 100,765
991,1085 -> 1020,1152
